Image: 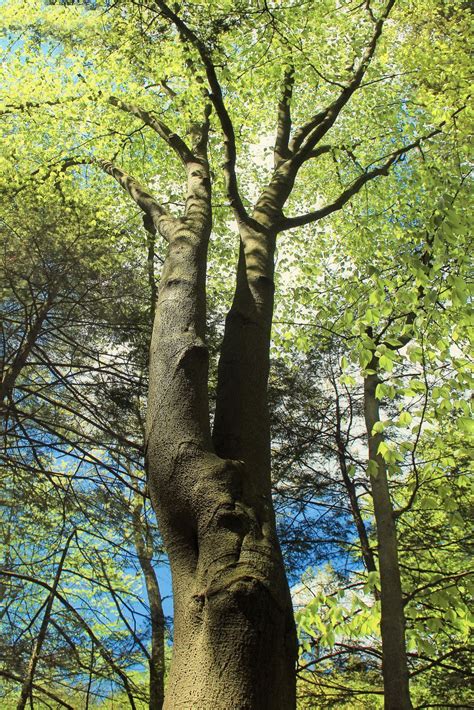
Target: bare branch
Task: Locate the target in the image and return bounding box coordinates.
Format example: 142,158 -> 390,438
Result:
0,670 -> 74,710
306,144 -> 333,160
17,531 -> 74,710
0,570 -> 139,709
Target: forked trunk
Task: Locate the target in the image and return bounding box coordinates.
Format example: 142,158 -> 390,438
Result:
145,160 -> 296,708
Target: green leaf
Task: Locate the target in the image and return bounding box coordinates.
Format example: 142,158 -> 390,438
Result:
379,354 -> 394,372
367,459 -> 379,478
458,417 -> 474,435
359,349 -> 373,369
372,420 -> 385,434
398,411 -> 412,426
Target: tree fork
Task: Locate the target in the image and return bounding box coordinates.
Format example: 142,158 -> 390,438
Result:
145,153 -> 296,706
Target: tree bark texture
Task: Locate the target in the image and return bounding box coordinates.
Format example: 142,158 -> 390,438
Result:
364,369 -> 413,710
145,156 -> 296,708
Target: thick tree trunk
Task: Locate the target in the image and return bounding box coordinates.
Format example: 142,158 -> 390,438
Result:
364,368 -> 412,710
145,159 -> 296,708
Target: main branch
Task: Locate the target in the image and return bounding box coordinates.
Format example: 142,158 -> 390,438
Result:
280,127 -> 442,231
154,0 -> 254,228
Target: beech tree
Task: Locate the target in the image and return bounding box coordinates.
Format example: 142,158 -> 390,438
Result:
1,0 -> 471,707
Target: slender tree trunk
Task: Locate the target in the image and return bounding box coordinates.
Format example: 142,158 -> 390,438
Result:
146,151 -> 296,706
1,294 -> 53,408
333,388 -> 377,574
336,430 -> 378,575
132,499 -> 166,710
364,366 -> 412,710
16,531 -> 73,710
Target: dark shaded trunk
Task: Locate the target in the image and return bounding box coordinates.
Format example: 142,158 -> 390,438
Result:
334,390 -> 377,574
213,227 -> 275,478
364,367 -> 412,710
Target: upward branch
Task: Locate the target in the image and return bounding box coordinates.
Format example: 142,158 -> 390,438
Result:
1,291 -> 55,405
154,0 -> 253,227
280,125 -> 444,231
96,159 -> 169,231
13,155 -> 169,234
289,0 -> 395,163
274,66 -> 294,168
108,96 -> 195,165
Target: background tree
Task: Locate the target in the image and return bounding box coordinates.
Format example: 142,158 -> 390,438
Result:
283,114 -> 472,708
0,185 -> 170,707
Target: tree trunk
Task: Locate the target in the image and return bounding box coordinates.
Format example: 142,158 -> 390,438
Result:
132,499 -> 166,710
145,154 -> 296,707
333,386 -> 377,575
364,368 -> 412,710
1,293 -> 54,408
